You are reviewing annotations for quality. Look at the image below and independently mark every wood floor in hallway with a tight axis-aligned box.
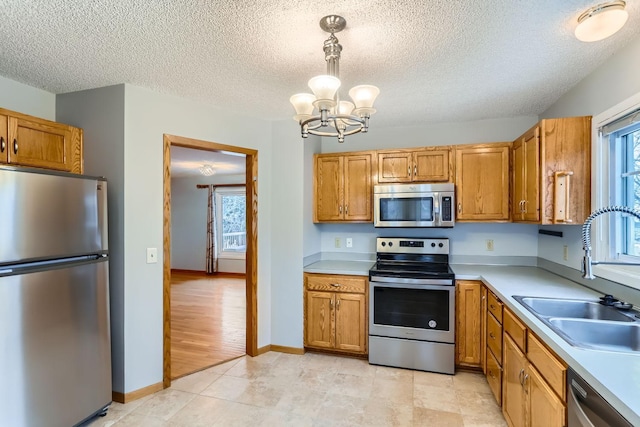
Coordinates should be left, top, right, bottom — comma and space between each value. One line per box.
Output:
170, 271, 246, 379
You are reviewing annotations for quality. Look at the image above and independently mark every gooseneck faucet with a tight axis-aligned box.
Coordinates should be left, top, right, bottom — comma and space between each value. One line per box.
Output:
582, 206, 640, 279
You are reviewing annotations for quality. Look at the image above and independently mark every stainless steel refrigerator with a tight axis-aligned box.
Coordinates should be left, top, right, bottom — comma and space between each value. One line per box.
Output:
0, 166, 112, 427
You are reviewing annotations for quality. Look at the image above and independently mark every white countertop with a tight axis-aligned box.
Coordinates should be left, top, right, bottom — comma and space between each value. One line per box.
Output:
452, 264, 640, 426
303, 260, 374, 276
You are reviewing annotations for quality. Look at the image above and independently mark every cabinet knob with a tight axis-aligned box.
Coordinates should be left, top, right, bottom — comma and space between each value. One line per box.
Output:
489, 332, 495, 340
345, 205, 348, 215
0, 137, 4, 153
339, 205, 342, 214
408, 166, 411, 177
414, 165, 417, 176
337, 299, 341, 310
330, 283, 342, 287
13, 139, 18, 155
457, 203, 461, 214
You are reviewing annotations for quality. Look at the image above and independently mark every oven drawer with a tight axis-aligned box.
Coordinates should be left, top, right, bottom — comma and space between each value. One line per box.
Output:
487, 312, 502, 365
306, 273, 367, 293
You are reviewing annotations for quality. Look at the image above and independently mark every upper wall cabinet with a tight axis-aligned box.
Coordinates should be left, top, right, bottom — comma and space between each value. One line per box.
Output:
455, 143, 511, 222
377, 147, 453, 183
314, 152, 373, 223
512, 116, 591, 224
0, 108, 83, 174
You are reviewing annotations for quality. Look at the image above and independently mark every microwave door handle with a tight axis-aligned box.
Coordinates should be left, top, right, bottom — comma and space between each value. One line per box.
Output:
434, 193, 441, 225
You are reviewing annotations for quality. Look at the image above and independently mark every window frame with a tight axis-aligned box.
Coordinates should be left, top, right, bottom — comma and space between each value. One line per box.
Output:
592, 91, 640, 288
215, 187, 247, 260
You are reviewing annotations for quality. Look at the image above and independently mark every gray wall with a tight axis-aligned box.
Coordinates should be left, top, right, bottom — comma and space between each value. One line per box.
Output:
0, 75, 55, 119
171, 174, 246, 273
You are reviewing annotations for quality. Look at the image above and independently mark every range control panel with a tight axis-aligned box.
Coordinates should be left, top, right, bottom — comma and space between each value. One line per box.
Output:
376, 238, 449, 255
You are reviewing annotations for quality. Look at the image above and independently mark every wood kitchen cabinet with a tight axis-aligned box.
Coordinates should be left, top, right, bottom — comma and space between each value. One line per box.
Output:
0, 108, 83, 173
314, 152, 372, 222
455, 280, 483, 368
455, 143, 511, 221
512, 116, 591, 224
304, 273, 368, 355
377, 147, 453, 183
502, 308, 566, 427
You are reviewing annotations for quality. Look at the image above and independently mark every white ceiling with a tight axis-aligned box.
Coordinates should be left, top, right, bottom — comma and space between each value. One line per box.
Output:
171, 146, 246, 178
1, 1, 640, 131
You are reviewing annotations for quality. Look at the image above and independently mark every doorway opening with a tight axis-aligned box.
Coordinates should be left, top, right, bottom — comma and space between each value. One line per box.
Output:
162, 134, 258, 387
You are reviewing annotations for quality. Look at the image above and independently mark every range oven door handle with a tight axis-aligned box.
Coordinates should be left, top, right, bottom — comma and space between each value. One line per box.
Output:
369, 276, 453, 286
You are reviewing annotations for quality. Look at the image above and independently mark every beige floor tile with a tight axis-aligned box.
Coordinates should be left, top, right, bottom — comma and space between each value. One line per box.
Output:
170, 369, 221, 394
329, 372, 375, 399
300, 352, 341, 371
207, 400, 268, 427
414, 370, 455, 388
260, 408, 315, 426
200, 375, 250, 400
371, 376, 414, 405
166, 395, 230, 426
375, 365, 415, 381
130, 389, 196, 421
413, 407, 464, 427
296, 368, 339, 393
452, 371, 493, 394
333, 356, 377, 378
112, 412, 170, 426
234, 380, 286, 408
316, 392, 368, 425
205, 356, 243, 374
455, 389, 503, 417
224, 356, 278, 379
414, 383, 461, 414
461, 412, 509, 427
361, 398, 413, 427
275, 388, 327, 418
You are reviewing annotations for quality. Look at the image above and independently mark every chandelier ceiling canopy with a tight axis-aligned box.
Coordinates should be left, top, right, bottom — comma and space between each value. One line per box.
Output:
290, 15, 380, 143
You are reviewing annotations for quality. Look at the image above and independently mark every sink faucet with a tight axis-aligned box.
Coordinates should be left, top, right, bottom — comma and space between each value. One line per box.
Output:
582, 206, 640, 279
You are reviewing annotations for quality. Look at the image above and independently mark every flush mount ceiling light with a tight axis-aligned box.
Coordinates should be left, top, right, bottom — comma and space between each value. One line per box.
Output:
575, 1, 628, 42
290, 15, 380, 143
199, 163, 215, 176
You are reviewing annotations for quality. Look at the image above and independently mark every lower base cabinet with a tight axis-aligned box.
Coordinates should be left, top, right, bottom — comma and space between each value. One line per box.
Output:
304, 273, 368, 355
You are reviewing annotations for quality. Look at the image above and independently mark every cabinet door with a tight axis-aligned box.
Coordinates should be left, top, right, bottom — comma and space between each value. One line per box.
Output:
305, 291, 335, 349
335, 293, 367, 353
481, 285, 488, 374
455, 144, 510, 221
0, 113, 7, 164
523, 128, 540, 222
413, 149, 451, 182
512, 139, 525, 221
8, 116, 73, 172
527, 364, 566, 427
343, 154, 372, 221
503, 334, 527, 427
455, 281, 482, 367
314, 156, 344, 222
377, 151, 412, 183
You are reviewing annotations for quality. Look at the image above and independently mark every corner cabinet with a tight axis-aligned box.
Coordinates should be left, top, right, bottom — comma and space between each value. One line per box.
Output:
304, 273, 368, 354
314, 152, 372, 223
0, 108, 83, 173
455, 280, 483, 368
454, 143, 511, 221
512, 116, 591, 224
377, 147, 453, 183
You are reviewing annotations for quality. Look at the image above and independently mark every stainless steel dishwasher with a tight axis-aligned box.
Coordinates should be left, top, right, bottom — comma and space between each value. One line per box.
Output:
568, 369, 632, 427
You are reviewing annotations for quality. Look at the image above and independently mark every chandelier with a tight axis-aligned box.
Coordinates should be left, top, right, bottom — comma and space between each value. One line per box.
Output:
199, 163, 215, 176
290, 15, 380, 143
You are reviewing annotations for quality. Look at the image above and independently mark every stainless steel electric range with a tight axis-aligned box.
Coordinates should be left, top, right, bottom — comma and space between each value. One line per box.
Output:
368, 237, 455, 374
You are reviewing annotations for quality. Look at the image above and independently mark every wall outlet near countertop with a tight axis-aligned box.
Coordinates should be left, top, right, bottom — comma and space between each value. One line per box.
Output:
346, 237, 353, 248
146, 247, 158, 264
563, 245, 569, 261
335, 237, 341, 248
486, 239, 494, 251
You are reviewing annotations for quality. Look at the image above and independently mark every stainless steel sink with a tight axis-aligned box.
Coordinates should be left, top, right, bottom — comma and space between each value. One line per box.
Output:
514, 296, 634, 322
548, 318, 640, 353
513, 295, 640, 353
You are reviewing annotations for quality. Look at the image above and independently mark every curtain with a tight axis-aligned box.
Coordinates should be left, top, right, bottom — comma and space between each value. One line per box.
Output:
206, 185, 218, 274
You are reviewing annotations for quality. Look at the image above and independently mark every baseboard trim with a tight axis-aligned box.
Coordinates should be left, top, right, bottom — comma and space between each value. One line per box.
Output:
270, 345, 305, 355
256, 345, 271, 355
170, 269, 205, 274
112, 382, 164, 404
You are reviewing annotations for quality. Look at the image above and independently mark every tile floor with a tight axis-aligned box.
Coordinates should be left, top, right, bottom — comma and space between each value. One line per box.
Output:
87, 352, 507, 426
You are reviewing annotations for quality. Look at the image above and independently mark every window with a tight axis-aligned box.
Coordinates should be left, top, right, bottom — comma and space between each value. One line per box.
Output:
215, 189, 246, 258
593, 93, 640, 286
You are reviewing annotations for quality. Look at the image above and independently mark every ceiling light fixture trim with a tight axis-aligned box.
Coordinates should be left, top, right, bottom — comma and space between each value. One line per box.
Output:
290, 15, 380, 143
575, 1, 628, 42
199, 163, 216, 176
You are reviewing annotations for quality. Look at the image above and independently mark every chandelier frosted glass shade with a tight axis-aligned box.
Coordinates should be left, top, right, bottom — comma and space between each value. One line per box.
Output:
575, 1, 628, 42
199, 164, 215, 176
290, 15, 380, 143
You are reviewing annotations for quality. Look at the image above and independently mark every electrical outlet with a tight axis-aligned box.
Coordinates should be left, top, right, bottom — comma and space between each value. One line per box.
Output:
346, 237, 353, 248
563, 245, 569, 261
486, 239, 494, 251
146, 247, 158, 264
335, 238, 341, 248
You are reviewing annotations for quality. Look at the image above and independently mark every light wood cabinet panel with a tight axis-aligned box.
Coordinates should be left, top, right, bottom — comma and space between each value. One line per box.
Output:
314, 152, 372, 223
503, 334, 528, 427
335, 293, 367, 353
487, 291, 503, 323
481, 285, 488, 374
527, 333, 566, 401
377, 147, 452, 183
484, 285, 503, 405
512, 116, 591, 224
455, 143, 510, 221
487, 312, 503, 365
528, 364, 566, 427
504, 308, 527, 352
304, 273, 368, 355
486, 345, 502, 405
0, 113, 7, 164
455, 280, 482, 368
305, 291, 334, 349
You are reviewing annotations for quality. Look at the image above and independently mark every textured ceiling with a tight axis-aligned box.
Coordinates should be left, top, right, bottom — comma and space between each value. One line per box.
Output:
1, 1, 640, 128
171, 146, 245, 178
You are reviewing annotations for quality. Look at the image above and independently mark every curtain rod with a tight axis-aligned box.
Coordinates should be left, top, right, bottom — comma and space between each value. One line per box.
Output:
196, 183, 246, 189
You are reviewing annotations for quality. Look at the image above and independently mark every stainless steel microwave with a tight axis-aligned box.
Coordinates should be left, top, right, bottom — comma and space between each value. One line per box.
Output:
373, 183, 455, 227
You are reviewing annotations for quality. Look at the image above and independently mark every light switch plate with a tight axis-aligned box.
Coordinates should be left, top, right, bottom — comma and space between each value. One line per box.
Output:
147, 247, 158, 264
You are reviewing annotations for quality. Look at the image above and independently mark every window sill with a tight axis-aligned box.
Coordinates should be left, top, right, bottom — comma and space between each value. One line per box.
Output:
219, 253, 246, 260
593, 264, 640, 291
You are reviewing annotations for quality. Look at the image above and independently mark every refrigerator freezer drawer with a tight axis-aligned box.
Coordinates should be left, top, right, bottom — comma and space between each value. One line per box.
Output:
0, 259, 111, 427
0, 167, 108, 265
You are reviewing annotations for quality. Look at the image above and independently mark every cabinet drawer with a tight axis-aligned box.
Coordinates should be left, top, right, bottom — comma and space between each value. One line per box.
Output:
487, 313, 502, 364
527, 332, 566, 401
306, 274, 367, 293
487, 291, 503, 323
486, 346, 502, 405
504, 308, 527, 352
